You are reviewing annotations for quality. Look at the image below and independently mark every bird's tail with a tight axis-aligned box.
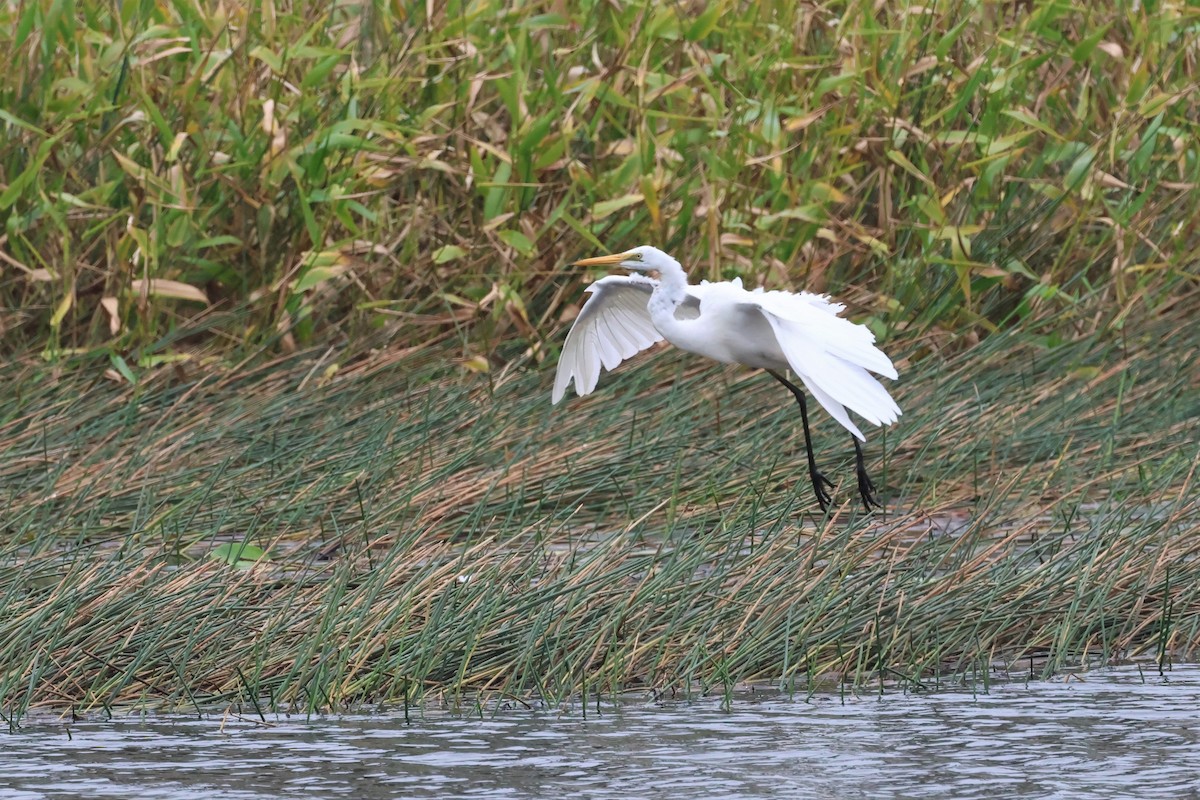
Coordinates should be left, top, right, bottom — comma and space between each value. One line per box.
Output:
761, 313, 901, 440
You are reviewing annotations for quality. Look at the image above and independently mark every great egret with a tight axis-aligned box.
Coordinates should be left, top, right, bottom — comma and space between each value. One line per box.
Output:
552, 245, 901, 511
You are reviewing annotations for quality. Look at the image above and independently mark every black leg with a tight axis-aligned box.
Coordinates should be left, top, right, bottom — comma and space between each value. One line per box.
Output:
853, 437, 881, 511
768, 370, 833, 512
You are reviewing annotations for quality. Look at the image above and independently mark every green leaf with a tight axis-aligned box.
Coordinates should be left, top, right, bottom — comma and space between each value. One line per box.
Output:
560, 212, 606, 250
685, 1, 722, 41
209, 542, 268, 569
109, 353, 137, 385
814, 71, 860, 97
984, 129, 1035, 156
14, 1, 39, 48
1064, 147, 1097, 190
886, 149, 935, 189
756, 206, 824, 229
292, 264, 347, 294
301, 55, 342, 89
1070, 24, 1112, 64
137, 353, 191, 368
0, 109, 48, 136
935, 17, 971, 58
760, 100, 782, 148
498, 230, 535, 256
249, 45, 284, 74
0, 132, 65, 210
935, 130, 984, 146
483, 161, 512, 221
592, 193, 644, 219
519, 113, 555, 161
1130, 113, 1163, 176
195, 235, 244, 248
1137, 91, 1180, 119
1000, 109, 1064, 141
433, 245, 466, 264
1004, 258, 1038, 280
517, 13, 569, 30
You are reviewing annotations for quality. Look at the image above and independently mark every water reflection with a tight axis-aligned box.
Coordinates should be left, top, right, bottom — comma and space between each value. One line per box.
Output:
4, 664, 1199, 799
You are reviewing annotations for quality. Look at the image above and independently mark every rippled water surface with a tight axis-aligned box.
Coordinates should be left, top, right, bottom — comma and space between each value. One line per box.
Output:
5, 665, 1200, 799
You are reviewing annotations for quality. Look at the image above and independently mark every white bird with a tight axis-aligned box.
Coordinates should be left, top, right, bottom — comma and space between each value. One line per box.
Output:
552, 245, 901, 511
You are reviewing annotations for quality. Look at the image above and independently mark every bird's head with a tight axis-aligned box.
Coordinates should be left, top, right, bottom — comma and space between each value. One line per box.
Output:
573, 245, 681, 279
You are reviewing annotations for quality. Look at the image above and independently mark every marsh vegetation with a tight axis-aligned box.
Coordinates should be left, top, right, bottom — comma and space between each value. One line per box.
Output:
0, 1, 1197, 718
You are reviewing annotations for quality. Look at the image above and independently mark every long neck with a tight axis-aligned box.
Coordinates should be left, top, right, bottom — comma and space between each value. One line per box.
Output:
647, 258, 689, 332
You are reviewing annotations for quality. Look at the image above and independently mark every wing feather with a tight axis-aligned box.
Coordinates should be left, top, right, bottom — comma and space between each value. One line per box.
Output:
753, 289, 898, 378
801, 379, 864, 441
744, 296, 901, 440
552, 275, 662, 404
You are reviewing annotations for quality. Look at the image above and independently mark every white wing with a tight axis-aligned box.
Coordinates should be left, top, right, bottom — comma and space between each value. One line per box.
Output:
744, 290, 900, 440
552, 274, 662, 404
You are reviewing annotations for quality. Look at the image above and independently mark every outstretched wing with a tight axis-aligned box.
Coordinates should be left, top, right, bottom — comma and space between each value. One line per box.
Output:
552, 274, 662, 404
744, 289, 901, 440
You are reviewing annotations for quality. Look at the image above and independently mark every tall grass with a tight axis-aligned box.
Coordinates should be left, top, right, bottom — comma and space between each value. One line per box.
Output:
1, 1, 1197, 367
0, 297, 1196, 718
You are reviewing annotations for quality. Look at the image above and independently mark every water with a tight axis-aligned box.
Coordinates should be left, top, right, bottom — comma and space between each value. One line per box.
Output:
5, 665, 1200, 799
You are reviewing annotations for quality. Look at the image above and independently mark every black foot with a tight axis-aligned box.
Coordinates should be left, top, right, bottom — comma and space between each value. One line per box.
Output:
810, 468, 835, 512
854, 439, 881, 512
856, 467, 880, 511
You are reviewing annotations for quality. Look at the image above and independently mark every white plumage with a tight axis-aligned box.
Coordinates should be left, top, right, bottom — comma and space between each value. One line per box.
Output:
552, 245, 901, 512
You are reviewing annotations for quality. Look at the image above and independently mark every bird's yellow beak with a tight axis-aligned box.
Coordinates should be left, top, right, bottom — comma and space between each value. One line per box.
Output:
572, 250, 638, 267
